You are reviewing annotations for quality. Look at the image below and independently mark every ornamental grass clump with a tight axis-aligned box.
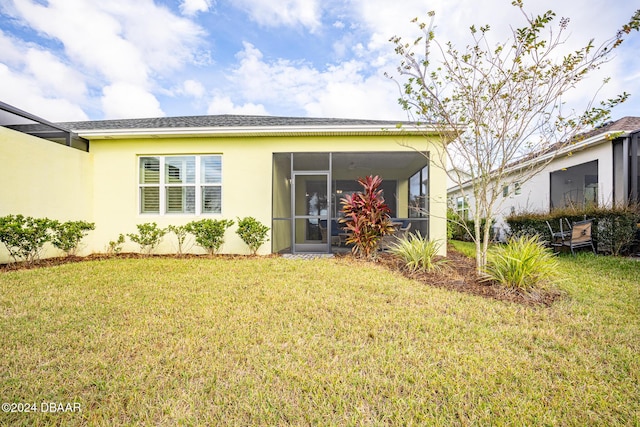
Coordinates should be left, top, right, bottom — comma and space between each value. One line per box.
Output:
389, 232, 445, 273
482, 235, 558, 293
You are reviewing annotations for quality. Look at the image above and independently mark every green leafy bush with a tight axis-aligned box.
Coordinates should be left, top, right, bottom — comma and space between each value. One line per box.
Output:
340, 175, 395, 258
483, 235, 558, 292
595, 209, 639, 256
236, 217, 270, 255
186, 219, 234, 255
107, 234, 125, 255
167, 224, 191, 255
51, 220, 95, 256
450, 217, 496, 242
389, 232, 444, 273
127, 223, 166, 255
0, 214, 57, 263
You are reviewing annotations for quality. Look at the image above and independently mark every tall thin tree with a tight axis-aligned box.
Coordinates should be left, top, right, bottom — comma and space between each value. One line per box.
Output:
389, 1, 640, 271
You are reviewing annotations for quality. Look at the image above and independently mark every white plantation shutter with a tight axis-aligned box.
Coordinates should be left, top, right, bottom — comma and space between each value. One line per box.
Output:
140, 157, 160, 213
202, 186, 221, 214
166, 187, 196, 213
139, 155, 221, 215
201, 156, 222, 214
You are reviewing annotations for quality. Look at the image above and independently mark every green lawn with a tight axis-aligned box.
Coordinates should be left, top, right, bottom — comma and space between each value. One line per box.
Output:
0, 253, 638, 425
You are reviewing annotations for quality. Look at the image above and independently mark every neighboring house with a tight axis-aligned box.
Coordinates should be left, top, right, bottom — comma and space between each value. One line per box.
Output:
0, 101, 449, 263
447, 116, 640, 240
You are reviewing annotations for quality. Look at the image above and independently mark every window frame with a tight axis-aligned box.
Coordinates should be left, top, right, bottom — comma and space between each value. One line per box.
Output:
456, 195, 469, 220
138, 154, 222, 215
408, 165, 429, 218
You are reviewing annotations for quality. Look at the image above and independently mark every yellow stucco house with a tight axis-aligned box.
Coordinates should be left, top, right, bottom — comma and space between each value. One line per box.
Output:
0, 102, 448, 262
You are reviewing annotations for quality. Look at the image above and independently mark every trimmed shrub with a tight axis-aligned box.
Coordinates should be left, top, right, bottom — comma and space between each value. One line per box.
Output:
127, 223, 166, 255
186, 219, 234, 255
51, 220, 95, 256
388, 232, 444, 273
483, 235, 558, 292
107, 234, 125, 255
595, 209, 639, 256
0, 214, 57, 264
236, 217, 270, 255
167, 224, 191, 255
340, 175, 396, 258
447, 210, 496, 242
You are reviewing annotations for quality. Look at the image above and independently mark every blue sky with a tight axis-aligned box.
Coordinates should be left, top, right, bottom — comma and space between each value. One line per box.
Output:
1, 0, 639, 123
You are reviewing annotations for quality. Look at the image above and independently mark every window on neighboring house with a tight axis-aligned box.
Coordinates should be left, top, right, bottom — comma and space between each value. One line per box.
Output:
502, 185, 509, 197
514, 182, 521, 195
139, 155, 222, 214
456, 196, 469, 220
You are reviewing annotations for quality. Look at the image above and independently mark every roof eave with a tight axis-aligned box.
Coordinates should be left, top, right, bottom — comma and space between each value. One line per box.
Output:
76, 124, 442, 139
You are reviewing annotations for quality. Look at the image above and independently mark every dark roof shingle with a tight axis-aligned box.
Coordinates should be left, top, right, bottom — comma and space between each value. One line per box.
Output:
58, 115, 409, 131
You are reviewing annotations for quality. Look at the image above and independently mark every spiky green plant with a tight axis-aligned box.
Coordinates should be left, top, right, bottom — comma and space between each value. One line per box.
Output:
388, 232, 444, 273
483, 235, 558, 292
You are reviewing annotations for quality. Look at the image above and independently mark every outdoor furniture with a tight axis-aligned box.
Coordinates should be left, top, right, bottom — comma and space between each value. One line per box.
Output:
546, 219, 570, 253
562, 219, 596, 255
397, 221, 412, 238
379, 221, 412, 250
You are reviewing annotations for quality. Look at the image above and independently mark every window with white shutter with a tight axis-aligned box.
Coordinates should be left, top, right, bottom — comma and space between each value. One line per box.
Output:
138, 155, 222, 215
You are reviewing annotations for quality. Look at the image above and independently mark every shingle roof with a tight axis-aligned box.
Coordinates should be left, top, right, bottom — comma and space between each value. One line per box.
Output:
58, 115, 410, 131
573, 116, 640, 140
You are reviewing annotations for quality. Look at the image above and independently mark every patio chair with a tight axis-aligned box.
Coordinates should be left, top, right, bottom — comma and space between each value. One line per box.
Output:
397, 221, 412, 238
379, 221, 407, 250
546, 220, 569, 253
562, 219, 596, 255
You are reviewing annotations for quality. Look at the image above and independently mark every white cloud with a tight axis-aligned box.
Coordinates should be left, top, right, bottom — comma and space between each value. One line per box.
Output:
232, 0, 322, 32
101, 83, 164, 119
347, 0, 640, 114
182, 80, 206, 98
24, 49, 87, 102
207, 95, 268, 115
0, 30, 89, 120
0, 63, 89, 121
180, 0, 213, 16
4, 0, 206, 119
227, 42, 404, 119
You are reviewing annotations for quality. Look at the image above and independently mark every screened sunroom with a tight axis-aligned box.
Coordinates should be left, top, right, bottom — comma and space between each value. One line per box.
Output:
272, 151, 430, 254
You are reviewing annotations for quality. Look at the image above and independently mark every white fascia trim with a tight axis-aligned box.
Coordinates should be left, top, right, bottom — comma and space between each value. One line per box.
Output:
77, 124, 440, 139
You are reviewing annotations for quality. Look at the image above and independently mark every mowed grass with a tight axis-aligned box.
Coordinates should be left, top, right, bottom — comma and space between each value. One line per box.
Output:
0, 253, 638, 425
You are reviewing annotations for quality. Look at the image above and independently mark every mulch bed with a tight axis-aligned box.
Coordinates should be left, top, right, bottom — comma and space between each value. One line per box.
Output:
1, 247, 562, 306
0, 252, 258, 272
371, 245, 563, 307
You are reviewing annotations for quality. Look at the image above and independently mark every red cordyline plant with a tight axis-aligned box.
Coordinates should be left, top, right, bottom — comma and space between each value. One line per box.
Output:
340, 175, 395, 258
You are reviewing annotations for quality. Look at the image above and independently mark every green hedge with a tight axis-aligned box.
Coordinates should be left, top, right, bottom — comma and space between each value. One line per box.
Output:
447, 209, 495, 242
505, 205, 640, 255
